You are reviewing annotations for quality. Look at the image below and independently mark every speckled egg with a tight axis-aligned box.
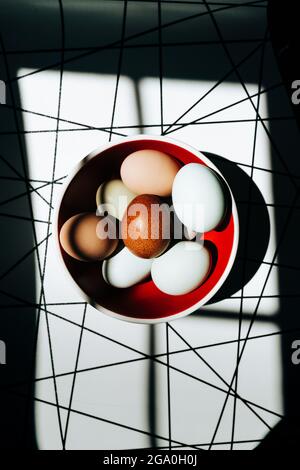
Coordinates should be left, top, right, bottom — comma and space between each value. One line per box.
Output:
121, 194, 171, 259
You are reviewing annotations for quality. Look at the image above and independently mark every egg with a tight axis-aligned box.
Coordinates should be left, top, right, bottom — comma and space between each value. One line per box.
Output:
121, 194, 171, 259
172, 163, 226, 232
172, 163, 226, 233
102, 247, 153, 288
120, 149, 181, 197
96, 179, 136, 220
151, 241, 211, 295
59, 212, 118, 261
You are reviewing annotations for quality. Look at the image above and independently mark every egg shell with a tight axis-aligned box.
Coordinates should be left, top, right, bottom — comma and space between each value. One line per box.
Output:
172, 163, 226, 233
59, 213, 118, 262
102, 247, 153, 288
121, 194, 171, 259
120, 149, 181, 197
96, 179, 136, 220
151, 241, 211, 295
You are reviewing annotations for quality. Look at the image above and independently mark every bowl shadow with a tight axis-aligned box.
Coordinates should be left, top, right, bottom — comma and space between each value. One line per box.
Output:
204, 152, 270, 305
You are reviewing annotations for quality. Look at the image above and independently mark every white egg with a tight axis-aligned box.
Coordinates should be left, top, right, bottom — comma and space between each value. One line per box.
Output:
172, 163, 226, 233
151, 241, 210, 295
96, 179, 136, 221
102, 247, 152, 288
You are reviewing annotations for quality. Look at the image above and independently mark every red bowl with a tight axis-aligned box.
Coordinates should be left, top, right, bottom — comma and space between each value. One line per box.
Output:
55, 135, 239, 323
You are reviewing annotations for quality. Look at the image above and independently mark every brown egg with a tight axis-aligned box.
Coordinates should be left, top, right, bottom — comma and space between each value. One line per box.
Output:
59, 212, 118, 261
121, 194, 171, 259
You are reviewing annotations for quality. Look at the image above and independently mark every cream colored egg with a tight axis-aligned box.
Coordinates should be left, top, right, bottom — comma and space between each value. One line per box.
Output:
96, 179, 136, 221
121, 149, 181, 197
151, 241, 210, 295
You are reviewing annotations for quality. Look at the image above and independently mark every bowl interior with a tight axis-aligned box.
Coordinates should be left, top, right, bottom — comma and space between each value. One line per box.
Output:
58, 138, 235, 321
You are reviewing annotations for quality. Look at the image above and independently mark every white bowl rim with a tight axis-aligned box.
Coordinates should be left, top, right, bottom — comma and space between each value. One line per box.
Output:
54, 134, 240, 324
